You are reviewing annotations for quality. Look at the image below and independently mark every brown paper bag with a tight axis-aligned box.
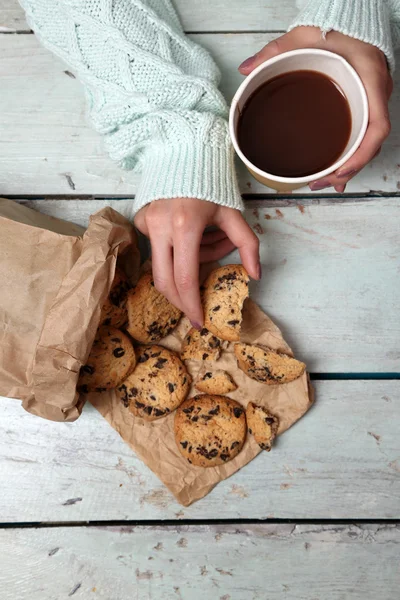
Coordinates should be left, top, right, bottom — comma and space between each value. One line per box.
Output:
0, 198, 139, 422
90, 300, 314, 506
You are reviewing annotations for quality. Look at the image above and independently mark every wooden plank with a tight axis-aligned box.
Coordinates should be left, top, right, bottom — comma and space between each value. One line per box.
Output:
0, 524, 399, 599
1, 380, 399, 521
1, 34, 400, 196
19, 197, 400, 373
0, 0, 296, 33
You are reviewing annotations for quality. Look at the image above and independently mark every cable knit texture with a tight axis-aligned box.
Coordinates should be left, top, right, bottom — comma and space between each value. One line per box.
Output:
19, 0, 243, 214
290, 0, 400, 72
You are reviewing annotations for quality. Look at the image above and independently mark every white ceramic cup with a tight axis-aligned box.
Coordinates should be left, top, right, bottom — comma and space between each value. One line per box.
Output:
229, 48, 369, 192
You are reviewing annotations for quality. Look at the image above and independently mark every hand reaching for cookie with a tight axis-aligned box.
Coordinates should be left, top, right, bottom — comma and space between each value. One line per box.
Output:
134, 198, 261, 328
239, 27, 393, 192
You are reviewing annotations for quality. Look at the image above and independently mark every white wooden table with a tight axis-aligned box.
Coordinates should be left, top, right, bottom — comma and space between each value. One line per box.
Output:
1, 2, 399, 598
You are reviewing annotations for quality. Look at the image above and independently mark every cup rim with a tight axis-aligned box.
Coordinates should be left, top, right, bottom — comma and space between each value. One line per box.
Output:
229, 48, 369, 184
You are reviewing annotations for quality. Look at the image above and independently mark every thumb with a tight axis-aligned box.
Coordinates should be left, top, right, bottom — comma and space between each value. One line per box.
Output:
239, 32, 301, 75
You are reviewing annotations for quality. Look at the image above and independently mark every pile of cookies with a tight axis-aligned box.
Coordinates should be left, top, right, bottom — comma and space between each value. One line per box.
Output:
78, 264, 306, 469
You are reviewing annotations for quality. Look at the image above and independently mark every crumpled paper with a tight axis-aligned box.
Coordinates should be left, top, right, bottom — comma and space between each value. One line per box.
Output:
89, 300, 314, 506
0, 198, 139, 421
0, 198, 313, 504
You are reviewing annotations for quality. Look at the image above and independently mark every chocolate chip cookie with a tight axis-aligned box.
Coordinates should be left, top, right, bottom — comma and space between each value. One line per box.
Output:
234, 343, 306, 385
246, 402, 279, 451
126, 272, 182, 343
195, 370, 237, 395
117, 345, 191, 421
100, 267, 130, 328
78, 326, 136, 393
181, 327, 222, 362
203, 264, 249, 341
174, 395, 246, 467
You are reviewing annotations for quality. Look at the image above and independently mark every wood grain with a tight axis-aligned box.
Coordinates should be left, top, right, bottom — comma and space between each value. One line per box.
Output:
1, 380, 399, 521
1, 0, 297, 32
18, 197, 400, 373
1, 34, 400, 195
0, 524, 399, 599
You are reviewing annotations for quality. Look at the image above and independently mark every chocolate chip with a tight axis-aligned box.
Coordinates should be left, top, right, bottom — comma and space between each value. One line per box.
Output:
228, 320, 239, 326
218, 273, 237, 283
248, 428, 253, 434
138, 353, 149, 363
233, 407, 244, 418
220, 453, 229, 461
150, 395, 157, 401
154, 408, 165, 417
208, 449, 218, 458
147, 321, 163, 339
208, 406, 220, 416
231, 441, 240, 450
180, 441, 188, 449
208, 337, 220, 349
168, 383, 175, 393
183, 406, 194, 414
151, 351, 161, 358
144, 406, 153, 416
135, 401, 145, 409
170, 319, 177, 325
202, 353, 209, 360
265, 417, 275, 425
212, 305, 220, 312
110, 290, 122, 307
130, 387, 138, 397
188, 446, 192, 453
191, 416, 199, 422
201, 415, 212, 421
200, 328, 209, 336
113, 347, 125, 358
81, 365, 95, 375
203, 372, 212, 380
154, 358, 168, 369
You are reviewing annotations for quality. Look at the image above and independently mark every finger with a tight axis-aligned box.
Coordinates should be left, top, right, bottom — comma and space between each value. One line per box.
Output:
314, 71, 390, 189
199, 238, 236, 263
239, 30, 308, 75
149, 232, 183, 313
201, 228, 230, 246
173, 223, 204, 328
133, 207, 149, 237
215, 210, 260, 280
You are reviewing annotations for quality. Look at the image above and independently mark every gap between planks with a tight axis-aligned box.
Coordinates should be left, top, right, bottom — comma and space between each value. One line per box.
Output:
0, 518, 399, 530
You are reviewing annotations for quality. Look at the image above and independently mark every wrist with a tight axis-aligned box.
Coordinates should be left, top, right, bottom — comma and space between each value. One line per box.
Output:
289, 0, 395, 71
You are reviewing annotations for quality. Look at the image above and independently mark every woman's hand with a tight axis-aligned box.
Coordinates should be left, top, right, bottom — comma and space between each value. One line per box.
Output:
239, 27, 393, 192
134, 198, 260, 328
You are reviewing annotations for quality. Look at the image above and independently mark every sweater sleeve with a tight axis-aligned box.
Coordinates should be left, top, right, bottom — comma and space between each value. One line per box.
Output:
289, 0, 400, 72
19, 0, 243, 214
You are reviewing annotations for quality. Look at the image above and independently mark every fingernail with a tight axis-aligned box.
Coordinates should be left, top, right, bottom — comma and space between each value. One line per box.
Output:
337, 169, 357, 179
239, 55, 256, 70
256, 262, 262, 280
191, 322, 202, 331
310, 179, 333, 191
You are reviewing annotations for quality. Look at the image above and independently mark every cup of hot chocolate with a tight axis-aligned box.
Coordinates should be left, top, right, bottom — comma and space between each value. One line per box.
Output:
229, 49, 369, 192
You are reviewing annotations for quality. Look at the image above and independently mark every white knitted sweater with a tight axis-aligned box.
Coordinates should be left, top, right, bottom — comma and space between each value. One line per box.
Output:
19, 0, 400, 213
